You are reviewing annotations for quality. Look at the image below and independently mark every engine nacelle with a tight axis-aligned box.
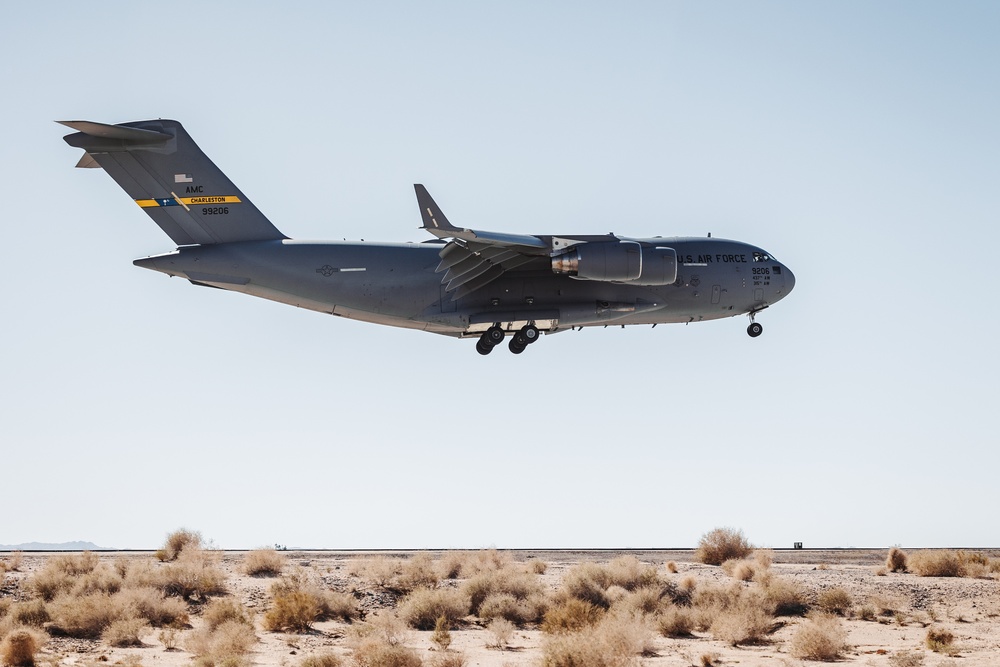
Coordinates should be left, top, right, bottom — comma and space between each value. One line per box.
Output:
551, 241, 677, 285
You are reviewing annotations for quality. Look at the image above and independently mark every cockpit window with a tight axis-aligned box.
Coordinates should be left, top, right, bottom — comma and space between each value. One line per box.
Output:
752, 251, 774, 262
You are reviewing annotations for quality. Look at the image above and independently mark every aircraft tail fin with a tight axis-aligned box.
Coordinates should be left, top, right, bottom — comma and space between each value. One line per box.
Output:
61, 119, 287, 246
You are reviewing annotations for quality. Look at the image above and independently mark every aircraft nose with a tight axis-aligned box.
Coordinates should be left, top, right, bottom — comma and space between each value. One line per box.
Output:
784, 265, 795, 294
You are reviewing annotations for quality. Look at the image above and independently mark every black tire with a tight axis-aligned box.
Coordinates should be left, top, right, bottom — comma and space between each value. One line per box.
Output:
521, 324, 540, 344
747, 322, 763, 338
486, 326, 505, 345
476, 339, 493, 355
509, 335, 527, 354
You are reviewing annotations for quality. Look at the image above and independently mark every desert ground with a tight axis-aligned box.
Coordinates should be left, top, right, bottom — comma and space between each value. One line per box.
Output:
3, 545, 1000, 667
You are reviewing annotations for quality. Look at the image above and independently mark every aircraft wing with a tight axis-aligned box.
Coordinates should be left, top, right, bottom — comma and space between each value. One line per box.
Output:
414, 184, 551, 299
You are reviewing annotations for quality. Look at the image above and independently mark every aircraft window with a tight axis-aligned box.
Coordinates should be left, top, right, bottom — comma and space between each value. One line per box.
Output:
753, 252, 773, 262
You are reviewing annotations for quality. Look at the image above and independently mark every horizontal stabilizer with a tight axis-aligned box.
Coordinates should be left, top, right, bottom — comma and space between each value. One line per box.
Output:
58, 120, 172, 144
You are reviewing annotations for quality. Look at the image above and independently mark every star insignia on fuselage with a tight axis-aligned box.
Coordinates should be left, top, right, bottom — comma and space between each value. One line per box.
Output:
316, 265, 336, 277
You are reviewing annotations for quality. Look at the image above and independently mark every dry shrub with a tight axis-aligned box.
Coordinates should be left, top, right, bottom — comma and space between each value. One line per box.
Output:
203, 599, 254, 631
887, 547, 908, 573
138, 550, 226, 600
757, 574, 809, 616
598, 613, 655, 658
157, 529, 202, 562
696, 528, 753, 566
31, 553, 104, 601
429, 653, 466, 667
47, 592, 123, 638
345, 611, 408, 649
605, 586, 628, 606
53, 552, 100, 575
116, 586, 189, 627
398, 588, 469, 630
541, 599, 605, 634
265, 590, 321, 632
319, 591, 360, 623
461, 567, 545, 616
925, 626, 956, 653
486, 618, 515, 650
462, 549, 512, 576
350, 636, 422, 667
889, 650, 926, 667
1, 628, 45, 667
694, 584, 775, 645
722, 559, 756, 582
816, 587, 852, 615
437, 553, 466, 580
355, 556, 404, 588
478, 592, 544, 625
611, 586, 666, 617
562, 563, 612, 608
102, 617, 149, 647
527, 559, 548, 575
159, 627, 179, 650
541, 613, 651, 667
857, 604, 877, 621
606, 557, 661, 591
869, 593, 907, 616
397, 554, 440, 592
5, 553, 23, 572
559, 558, 658, 612
185, 619, 257, 666
430, 616, 451, 650
300, 654, 343, 667
657, 605, 695, 637
71, 566, 124, 598
789, 614, 848, 660
269, 571, 357, 623
665, 562, 678, 574
909, 551, 965, 577
7, 601, 49, 628
243, 549, 285, 577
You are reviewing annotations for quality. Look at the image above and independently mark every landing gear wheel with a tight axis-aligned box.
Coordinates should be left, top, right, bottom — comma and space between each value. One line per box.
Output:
476, 338, 494, 355
747, 322, 763, 338
509, 333, 528, 354
485, 325, 505, 346
520, 324, 539, 344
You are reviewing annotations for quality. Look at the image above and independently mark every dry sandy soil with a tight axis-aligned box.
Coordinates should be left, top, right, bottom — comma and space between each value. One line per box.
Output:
3, 549, 1000, 667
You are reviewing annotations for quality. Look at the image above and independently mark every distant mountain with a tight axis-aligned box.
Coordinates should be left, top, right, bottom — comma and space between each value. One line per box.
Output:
0, 541, 106, 551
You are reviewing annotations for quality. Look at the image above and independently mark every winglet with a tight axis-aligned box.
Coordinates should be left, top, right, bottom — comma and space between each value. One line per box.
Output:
414, 184, 458, 237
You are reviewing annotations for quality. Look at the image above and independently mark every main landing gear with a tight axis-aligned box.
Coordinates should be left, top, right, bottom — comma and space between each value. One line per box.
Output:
747, 311, 764, 338
476, 324, 540, 355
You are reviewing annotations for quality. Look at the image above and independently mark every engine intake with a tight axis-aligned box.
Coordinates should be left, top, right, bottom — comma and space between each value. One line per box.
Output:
551, 241, 677, 285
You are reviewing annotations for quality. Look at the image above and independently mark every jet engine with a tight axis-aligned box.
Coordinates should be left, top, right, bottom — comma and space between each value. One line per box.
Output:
551, 241, 677, 285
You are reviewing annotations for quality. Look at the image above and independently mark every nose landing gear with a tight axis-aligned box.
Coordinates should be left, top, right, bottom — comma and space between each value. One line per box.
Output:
747, 310, 764, 338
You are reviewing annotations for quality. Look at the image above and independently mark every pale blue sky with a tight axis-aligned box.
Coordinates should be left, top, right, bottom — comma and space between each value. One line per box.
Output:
2, 1, 998, 549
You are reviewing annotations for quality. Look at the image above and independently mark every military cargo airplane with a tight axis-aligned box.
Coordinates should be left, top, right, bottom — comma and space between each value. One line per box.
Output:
61, 119, 795, 355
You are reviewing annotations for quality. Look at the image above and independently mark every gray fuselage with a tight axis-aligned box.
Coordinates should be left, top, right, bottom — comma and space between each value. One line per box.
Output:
134, 236, 795, 337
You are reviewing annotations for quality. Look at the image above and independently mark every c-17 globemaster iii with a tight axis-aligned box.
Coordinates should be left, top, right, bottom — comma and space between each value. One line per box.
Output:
61, 119, 795, 355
